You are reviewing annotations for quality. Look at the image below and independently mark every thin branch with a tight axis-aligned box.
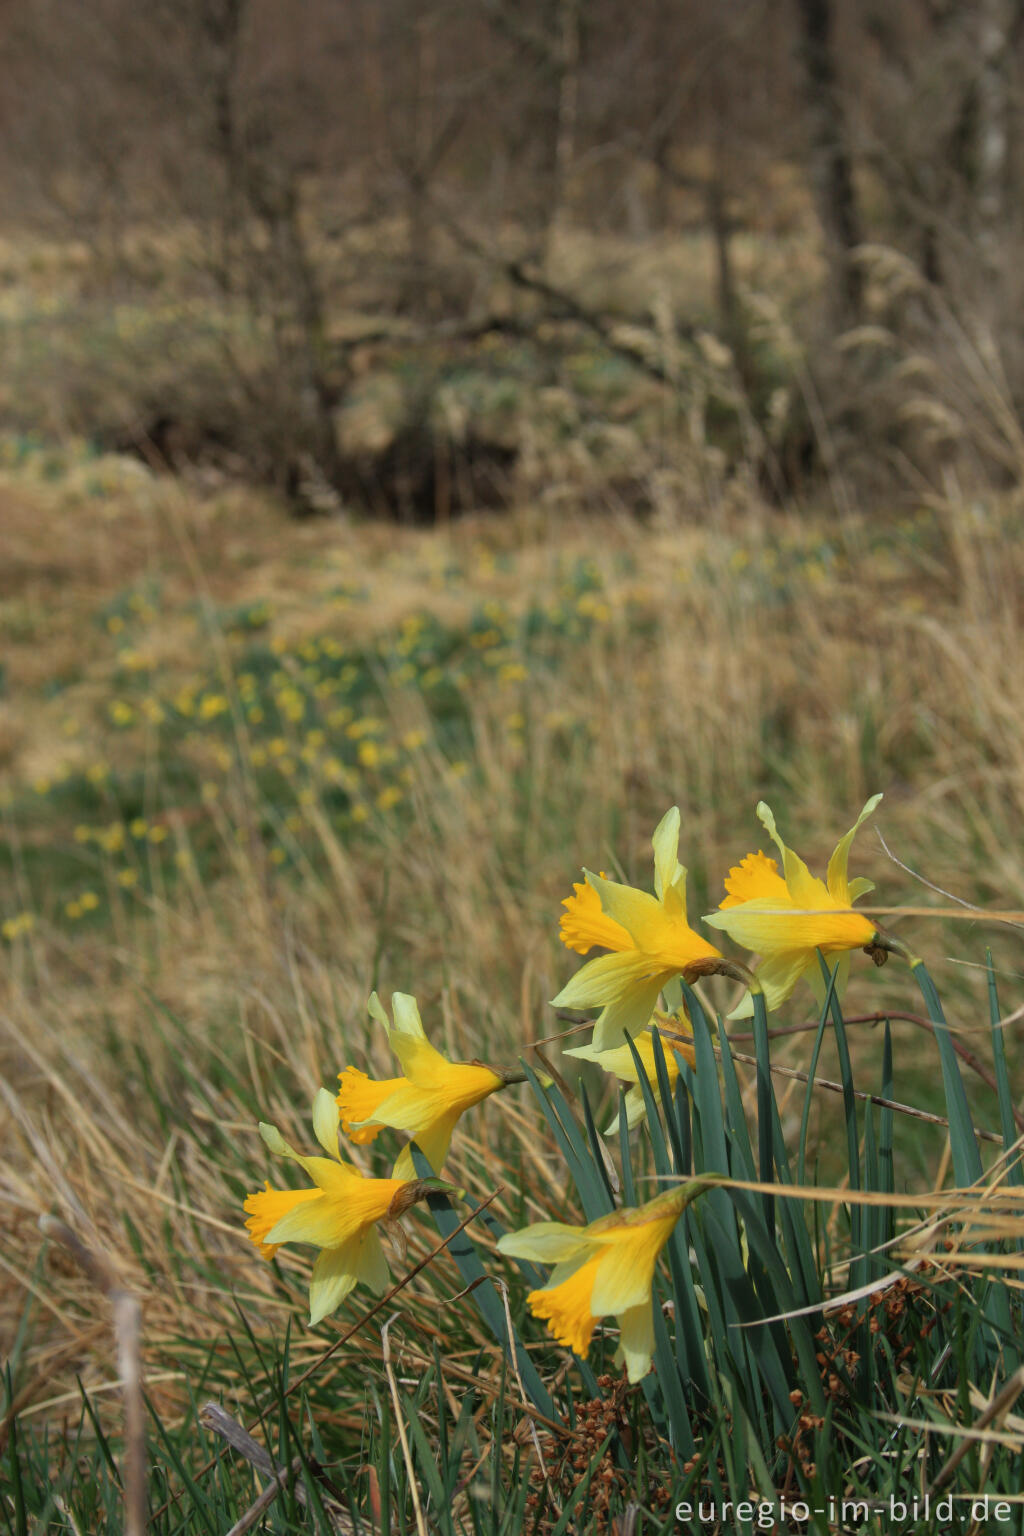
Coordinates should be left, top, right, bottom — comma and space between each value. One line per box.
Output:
875, 828, 1024, 932
706, 1043, 1004, 1144
199, 1403, 353, 1535
429, 197, 694, 387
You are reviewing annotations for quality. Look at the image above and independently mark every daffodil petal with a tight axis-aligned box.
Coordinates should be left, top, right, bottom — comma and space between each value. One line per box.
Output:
591, 979, 666, 1053
259, 1122, 300, 1160
617, 1084, 648, 1134
367, 991, 390, 1029
527, 1254, 601, 1356
583, 874, 669, 948
388, 1031, 452, 1087
826, 793, 882, 902
706, 896, 869, 957
719, 850, 788, 909
751, 949, 812, 1012
336, 1068, 400, 1141
756, 802, 821, 909
807, 949, 851, 1007
362, 1080, 443, 1134
847, 876, 875, 903
560, 878, 633, 955
392, 1107, 461, 1177
590, 1232, 666, 1315
726, 989, 755, 1020
353, 1226, 391, 1294
553, 949, 663, 1011
264, 1192, 342, 1249
369, 991, 452, 1085
391, 992, 428, 1041
615, 1301, 656, 1383
243, 1184, 322, 1259
308, 1243, 360, 1325
563, 1042, 604, 1064
312, 1088, 342, 1160
651, 806, 682, 903
497, 1222, 592, 1264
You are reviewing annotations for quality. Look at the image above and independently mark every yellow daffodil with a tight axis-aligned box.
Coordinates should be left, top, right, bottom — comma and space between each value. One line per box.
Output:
498, 1182, 709, 1382
243, 1089, 447, 1325
553, 808, 721, 1052
336, 993, 505, 1177
704, 796, 882, 1016
565, 1018, 696, 1135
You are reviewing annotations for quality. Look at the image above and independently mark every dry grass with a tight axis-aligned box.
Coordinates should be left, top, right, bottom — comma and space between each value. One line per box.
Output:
3, 311, 1024, 1453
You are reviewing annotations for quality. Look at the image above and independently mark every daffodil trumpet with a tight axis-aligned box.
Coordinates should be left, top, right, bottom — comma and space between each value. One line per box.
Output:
704, 795, 883, 1016
243, 1089, 460, 1325
336, 992, 506, 1177
553, 808, 723, 1053
498, 1179, 717, 1382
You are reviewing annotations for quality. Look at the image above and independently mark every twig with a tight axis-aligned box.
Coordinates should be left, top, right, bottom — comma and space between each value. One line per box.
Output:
875, 830, 1024, 932
709, 1045, 1004, 1144
281, 1187, 501, 1403
429, 197, 692, 387
37, 1216, 146, 1536
558, 1003, 1024, 1135
222, 1466, 300, 1536
728, 1009, 1024, 1134
199, 1402, 353, 1535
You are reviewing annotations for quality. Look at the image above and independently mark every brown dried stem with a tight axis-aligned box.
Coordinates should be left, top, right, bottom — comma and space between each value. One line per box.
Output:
37, 1216, 146, 1536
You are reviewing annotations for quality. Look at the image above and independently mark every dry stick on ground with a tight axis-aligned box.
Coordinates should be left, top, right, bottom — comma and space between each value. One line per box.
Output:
37, 1216, 146, 1536
199, 1402, 354, 1536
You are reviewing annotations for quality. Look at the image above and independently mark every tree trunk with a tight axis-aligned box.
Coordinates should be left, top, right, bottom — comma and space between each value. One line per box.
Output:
975, 0, 1011, 294
793, 0, 863, 328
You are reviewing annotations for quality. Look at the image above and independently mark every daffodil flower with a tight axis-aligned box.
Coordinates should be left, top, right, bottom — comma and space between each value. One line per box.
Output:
498, 1181, 710, 1382
244, 1089, 449, 1325
336, 993, 505, 1177
553, 808, 722, 1052
703, 795, 882, 1016
565, 1018, 695, 1135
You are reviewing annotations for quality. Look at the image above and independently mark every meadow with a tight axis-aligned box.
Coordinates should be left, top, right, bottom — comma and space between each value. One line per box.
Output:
3, 223, 1024, 1533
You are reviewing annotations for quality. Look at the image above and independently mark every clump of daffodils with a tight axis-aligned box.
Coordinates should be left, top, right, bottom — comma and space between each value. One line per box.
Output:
242, 795, 888, 1387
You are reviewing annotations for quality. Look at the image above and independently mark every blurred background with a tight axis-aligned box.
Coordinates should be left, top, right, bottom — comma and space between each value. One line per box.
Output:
4, 0, 1024, 503
3, 0, 1024, 1472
